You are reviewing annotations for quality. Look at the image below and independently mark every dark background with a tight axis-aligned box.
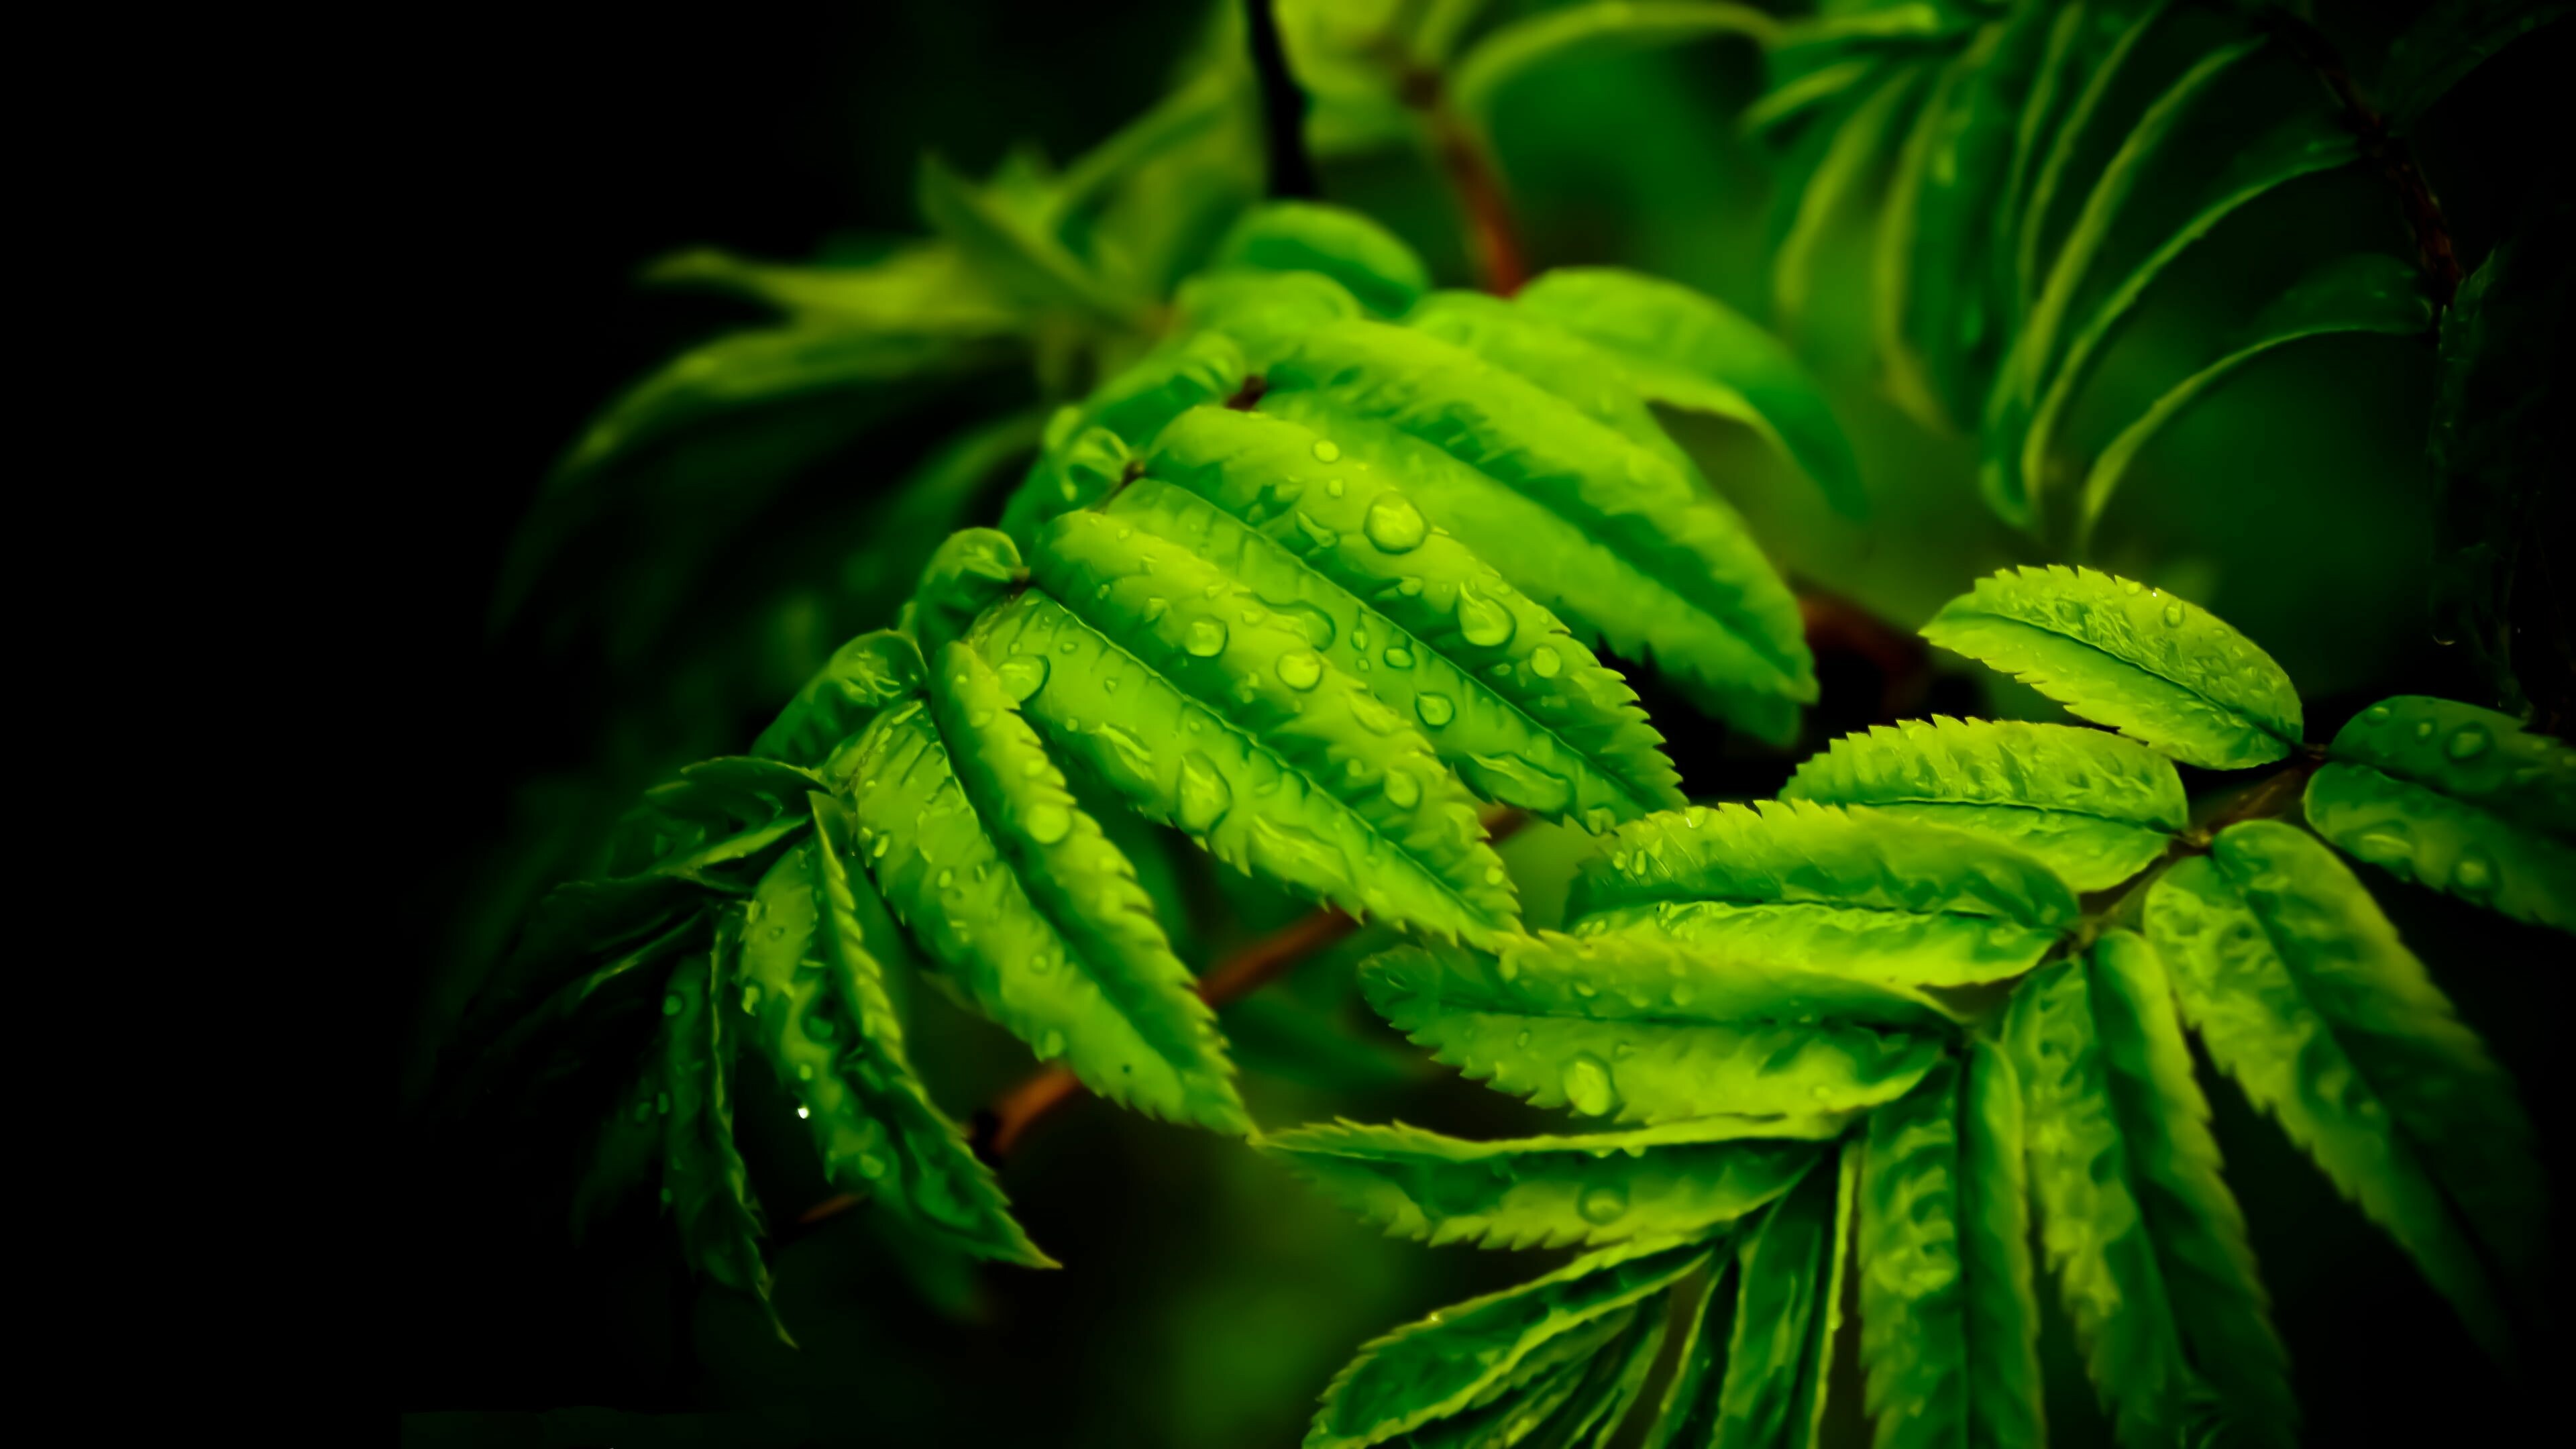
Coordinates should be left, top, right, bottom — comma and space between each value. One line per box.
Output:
396, 3, 2569, 1444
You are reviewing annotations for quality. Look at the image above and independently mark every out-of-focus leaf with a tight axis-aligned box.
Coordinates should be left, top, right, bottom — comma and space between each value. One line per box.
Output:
1211, 201, 1431, 316
918, 154, 1150, 329
2075, 253, 2431, 551
658, 914, 790, 1344
1450, 3, 1779, 131
1513, 266, 1868, 519
2376, 0, 2570, 135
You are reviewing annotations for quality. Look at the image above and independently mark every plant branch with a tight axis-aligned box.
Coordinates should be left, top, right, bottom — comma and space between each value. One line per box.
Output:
1246, 0, 1322, 201
1383, 54, 1529, 294
2260, 7, 2463, 309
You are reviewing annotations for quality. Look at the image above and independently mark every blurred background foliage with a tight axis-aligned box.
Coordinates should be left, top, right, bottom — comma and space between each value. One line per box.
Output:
402, 2, 2567, 1444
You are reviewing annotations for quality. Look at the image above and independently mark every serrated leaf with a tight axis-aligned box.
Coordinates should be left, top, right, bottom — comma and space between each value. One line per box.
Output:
755, 629, 930, 769
1360, 932, 1949, 1122
1782, 716, 2186, 890
1857, 1045, 2043, 1449
738, 815, 1051, 1266
1566, 800, 2078, 985
1263, 1115, 1829, 1250
1258, 318, 1817, 739
1777, 60, 1929, 337
1124, 405, 1685, 828
1401, 290, 1704, 480
1212, 201, 1430, 317
2074, 252, 2432, 548
1175, 266, 1366, 360
657, 912, 789, 1344
570, 1063, 664, 1244
2009, 932, 2293, 1449
1306, 1238, 1714, 1449
2309, 700, 2576, 933
1002, 331, 1251, 546
1514, 266, 1867, 521
2377, 0, 2570, 135
975, 508, 1519, 940
1712, 1146, 1853, 1449
2147, 822, 2540, 1359
1642, 1250, 1733, 1449
1450, 2, 1779, 131
1922, 565, 2302, 767
843, 640, 1244, 1131
1519, 1297, 1671, 1449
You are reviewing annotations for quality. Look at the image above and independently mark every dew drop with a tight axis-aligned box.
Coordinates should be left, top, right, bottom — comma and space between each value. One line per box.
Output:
2161, 602, 2186, 627
1024, 802, 1072, 845
2445, 724, 2491, 761
1561, 1054, 1616, 1116
856, 1152, 887, 1180
1038, 1029, 1067, 1060
994, 655, 1048, 701
1577, 1184, 1630, 1226
1183, 618, 1229, 657
1415, 693, 1455, 727
1383, 645, 1415, 669
1529, 646, 1561, 679
1277, 650, 1324, 690
1311, 439, 1342, 462
1457, 584, 1516, 648
2452, 849, 2497, 894
1383, 770, 1422, 809
1362, 494, 1428, 553
661, 994, 683, 1017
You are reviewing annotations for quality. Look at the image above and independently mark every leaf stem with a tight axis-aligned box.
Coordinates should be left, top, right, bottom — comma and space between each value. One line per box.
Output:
2258, 7, 2463, 309
1381, 51, 1530, 294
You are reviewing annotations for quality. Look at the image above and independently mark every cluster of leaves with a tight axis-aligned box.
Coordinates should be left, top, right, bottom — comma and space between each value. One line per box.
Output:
1748, 0, 2561, 555
451, 199, 1882, 1336
1272, 561, 2567, 1448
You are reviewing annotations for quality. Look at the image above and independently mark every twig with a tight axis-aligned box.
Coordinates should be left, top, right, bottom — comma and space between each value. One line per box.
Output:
1384, 57, 1530, 294
2261, 7, 2463, 309
1246, 0, 1322, 201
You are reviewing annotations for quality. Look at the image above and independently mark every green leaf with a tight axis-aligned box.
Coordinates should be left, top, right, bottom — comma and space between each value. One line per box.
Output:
1262, 1115, 1830, 1250
1211, 202, 1430, 317
737, 815, 1051, 1267
1776, 62, 1929, 333
657, 912, 790, 1344
1306, 1238, 1715, 1449
2012, 109, 2359, 535
1360, 931, 1949, 1122
1565, 800, 2078, 986
1782, 716, 2186, 891
570, 1063, 664, 1244
1871, 38, 1983, 428
2074, 252, 2432, 549
645, 242, 1022, 333
916, 153, 1148, 328
1259, 319, 1817, 740
1992, 30, 2265, 528
2306, 696, 2576, 931
842, 640, 1245, 1131
755, 629, 930, 769
910, 527, 1030, 659
979, 507, 1521, 940
2009, 932, 2293, 1449
1175, 266, 1366, 358
1450, 2, 1779, 131
1857, 1046, 2044, 1449
2377, 0, 2571, 135
1123, 405, 1686, 828
2147, 820, 2541, 1359
1641, 1250, 1733, 1449
1525, 1299, 1671, 1449
1712, 1146, 1854, 1448
1515, 267, 1867, 521
1401, 290, 1705, 479
1921, 565, 2302, 767
1003, 331, 1251, 546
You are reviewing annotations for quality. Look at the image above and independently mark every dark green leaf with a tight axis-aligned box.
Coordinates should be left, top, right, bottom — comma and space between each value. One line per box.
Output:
657, 913, 789, 1344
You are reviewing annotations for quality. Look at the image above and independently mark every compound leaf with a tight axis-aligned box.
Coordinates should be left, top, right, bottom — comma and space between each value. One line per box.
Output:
1712, 1147, 1854, 1448
2306, 696, 2576, 932
2010, 932, 2294, 1449
1212, 201, 1430, 317
1783, 716, 2186, 890
2148, 821, 2542, 1355
1922, 566, 2302, 767
1262, 1115, 1829, 1251
658, 914, 788, 1344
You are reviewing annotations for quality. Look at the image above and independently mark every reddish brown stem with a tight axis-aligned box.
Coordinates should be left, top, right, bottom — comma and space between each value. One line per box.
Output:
1391, 62, 1529, 295
2262, 8, 2463, 308
1799, 591, 1933, 722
